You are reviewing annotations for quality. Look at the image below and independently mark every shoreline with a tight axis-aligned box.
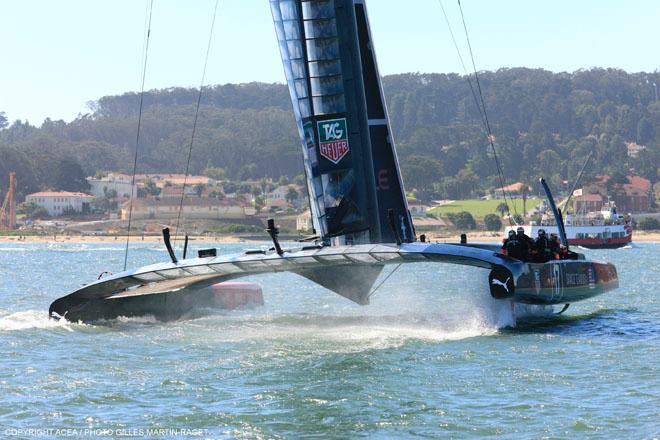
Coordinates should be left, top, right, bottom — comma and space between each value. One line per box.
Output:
2, 231, 660, 243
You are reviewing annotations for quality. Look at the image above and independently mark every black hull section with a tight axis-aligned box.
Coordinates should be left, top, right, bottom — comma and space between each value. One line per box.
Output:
49, 288, 217, 323
511, 260, 618, 305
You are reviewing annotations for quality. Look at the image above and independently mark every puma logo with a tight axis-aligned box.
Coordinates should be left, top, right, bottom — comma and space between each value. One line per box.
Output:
491, 277, 511, 293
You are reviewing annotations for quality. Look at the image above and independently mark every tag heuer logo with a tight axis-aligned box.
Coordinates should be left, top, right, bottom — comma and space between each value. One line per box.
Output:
317, 118, 349, 164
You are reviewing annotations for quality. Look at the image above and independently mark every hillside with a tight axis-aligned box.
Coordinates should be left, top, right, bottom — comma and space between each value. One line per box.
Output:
1, 68, 659, 201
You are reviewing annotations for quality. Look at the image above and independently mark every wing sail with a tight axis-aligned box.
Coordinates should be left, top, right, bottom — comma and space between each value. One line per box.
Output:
270, 0, 414, 244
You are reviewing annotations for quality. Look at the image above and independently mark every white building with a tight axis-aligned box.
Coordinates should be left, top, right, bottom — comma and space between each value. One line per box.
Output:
120, 197, 256, 220
87, 173, 138, 198
408, 201, 429, 217
296, 210, 313, 232
26, 191, 94, 216
266, 184, 304, 209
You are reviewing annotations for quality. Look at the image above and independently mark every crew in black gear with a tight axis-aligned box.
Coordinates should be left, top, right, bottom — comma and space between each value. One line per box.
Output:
502, 230, 524, 260
534, 229, 553, 262
550, 233, 561, 260
516, 226, 533, 261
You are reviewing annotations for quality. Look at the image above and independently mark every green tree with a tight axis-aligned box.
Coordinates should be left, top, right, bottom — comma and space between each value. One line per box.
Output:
49, 159, 90, 192
400, 155, 443, 201
293, 174, 305, 186
223, 182, 237, 194
448, 211, 476, 230
143, 179, 160, 196
204, 166, 226, 180
16, 202, 48, 219
285, 186, 299, 204
0, 112, 7, 130
238, 184, 252, 194
496, 202, 509, 216
209, 190, 225, 199
254, 195, 265, 213
193, 183, 206, 197
484, 213, 502, 231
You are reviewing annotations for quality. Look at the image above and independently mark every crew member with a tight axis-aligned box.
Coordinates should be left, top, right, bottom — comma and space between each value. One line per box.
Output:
501, 230, 524, 260
516, 226, 533, 261
549, 233, 561, 260
534, 229, 553, 262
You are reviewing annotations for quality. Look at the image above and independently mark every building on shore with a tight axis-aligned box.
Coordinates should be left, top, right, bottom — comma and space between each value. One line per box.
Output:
87, 173, 138, 198
26, 191, 94, 216
408, 200, 429, 217
575, 175, 652, 213
134, 174, 216, 188
493, 182, 532, 198
120, 197, 256, 220
296, 210, 312, 232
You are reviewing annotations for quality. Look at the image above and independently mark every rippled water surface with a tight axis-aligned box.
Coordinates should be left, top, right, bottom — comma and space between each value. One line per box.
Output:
0, 241, 658, 438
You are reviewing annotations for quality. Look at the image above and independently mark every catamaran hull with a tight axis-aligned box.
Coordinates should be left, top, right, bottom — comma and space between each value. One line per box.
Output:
511, 260, 618, 305
50, 281, 264, 323
49, 243, 618, 323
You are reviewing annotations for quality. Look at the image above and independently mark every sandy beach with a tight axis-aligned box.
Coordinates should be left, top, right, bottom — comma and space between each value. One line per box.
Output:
2, 231, 659, 244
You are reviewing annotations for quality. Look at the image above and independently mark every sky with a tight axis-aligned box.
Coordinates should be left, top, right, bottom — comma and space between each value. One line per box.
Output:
1, 0, 659, 125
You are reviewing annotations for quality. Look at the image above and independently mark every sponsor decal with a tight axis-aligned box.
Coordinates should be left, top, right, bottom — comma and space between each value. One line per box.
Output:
303, 121, 315, 149
587, 267, 596, 289
376, 169, 390, 191
317, 118, 349, 164
565, 272, 588, 286
488, 268, 514, 299
534, 270, 541, 293
491, 276, 511, 294
551, 264, 562, 301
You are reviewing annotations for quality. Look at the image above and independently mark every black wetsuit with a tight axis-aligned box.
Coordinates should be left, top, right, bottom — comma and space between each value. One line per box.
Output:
516, 233, 534, 261
534, 236, 553, 262
502, 236, 524, 260
550, 237, 561, 260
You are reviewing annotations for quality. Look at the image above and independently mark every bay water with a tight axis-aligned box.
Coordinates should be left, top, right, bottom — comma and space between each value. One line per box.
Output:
0, 241, 657, 438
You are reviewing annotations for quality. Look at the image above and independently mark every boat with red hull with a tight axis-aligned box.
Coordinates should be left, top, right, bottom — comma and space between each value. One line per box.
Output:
507, 224, 632, 249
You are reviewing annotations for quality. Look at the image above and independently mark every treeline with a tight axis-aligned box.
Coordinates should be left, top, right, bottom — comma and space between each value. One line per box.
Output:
1, 68, 659, 201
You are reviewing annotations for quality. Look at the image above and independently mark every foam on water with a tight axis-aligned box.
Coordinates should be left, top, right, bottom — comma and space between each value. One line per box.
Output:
0, 310, 82, 332
169, 290, 519, 352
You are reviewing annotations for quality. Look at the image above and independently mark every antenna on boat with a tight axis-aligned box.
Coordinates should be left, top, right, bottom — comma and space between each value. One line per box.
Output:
266, 219, 284, 256
540, 178, 568, 248
162, 227, 178, 263
182, 234, 189, 259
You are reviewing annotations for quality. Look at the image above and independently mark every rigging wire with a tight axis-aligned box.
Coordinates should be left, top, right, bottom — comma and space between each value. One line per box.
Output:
456, 0, 518, 223
368, 264, 402, 299
123, 0, 155, 271
438, 0, 518, 225
172, 0, 221, 249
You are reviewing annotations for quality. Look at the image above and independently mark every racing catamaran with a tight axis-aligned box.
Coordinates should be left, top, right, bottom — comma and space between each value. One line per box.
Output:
49, 0, 618, 323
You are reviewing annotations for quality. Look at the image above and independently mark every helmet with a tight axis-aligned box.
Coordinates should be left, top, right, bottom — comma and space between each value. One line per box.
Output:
516, 227, 524, 234
538, 229, 546, 236
508, 230, 515, 237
